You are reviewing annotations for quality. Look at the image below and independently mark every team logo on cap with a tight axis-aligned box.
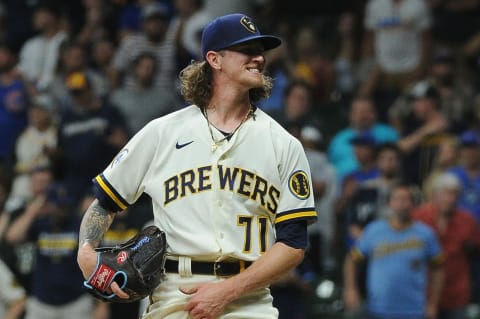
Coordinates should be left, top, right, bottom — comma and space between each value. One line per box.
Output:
240, 16, 257, 33
288, 170, 310, 199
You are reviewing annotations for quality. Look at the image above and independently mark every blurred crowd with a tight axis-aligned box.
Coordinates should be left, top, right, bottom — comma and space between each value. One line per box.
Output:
0, 0, 480, 319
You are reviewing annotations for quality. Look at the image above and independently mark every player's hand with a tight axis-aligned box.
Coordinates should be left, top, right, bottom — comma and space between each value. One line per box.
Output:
180, 282, 234, 319
77, 243, 130, 300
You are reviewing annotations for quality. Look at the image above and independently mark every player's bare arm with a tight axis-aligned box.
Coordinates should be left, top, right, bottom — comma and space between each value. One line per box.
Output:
181, 242, 304, 319
77, 199, 129, 299
78, 199, 115, 248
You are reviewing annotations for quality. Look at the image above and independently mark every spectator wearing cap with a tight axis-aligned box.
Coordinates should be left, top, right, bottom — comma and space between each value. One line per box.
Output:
52, 71, 128, 202
397, 80, 451, 185
333, 131, 380, 258
349, 142, 403, 239
429, 48, 474, 131
348, 132, 380, 183
390, 48, 474, 134
5, 182, 93, 319
16, 2, 67, 91
337, 131, 380, 208
116, 0, 174, 39
328, 96, 399, 181
413, 172, 480, 319
9, 94, 57, 201
111, 2, 177, 92
394, 80, 446, 137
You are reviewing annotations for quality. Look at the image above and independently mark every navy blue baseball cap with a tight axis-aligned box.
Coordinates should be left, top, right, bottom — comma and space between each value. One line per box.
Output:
46, 183, 74, 206
350, 131, 377, 146
201, 13, 282, 58
459, 130, 480, 147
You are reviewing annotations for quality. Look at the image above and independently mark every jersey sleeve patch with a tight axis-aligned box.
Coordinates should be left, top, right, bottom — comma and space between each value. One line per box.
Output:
288, 170, 310, 200
274, 207, 317, 224
93, 174, 129, 211
110, 148, 129, 168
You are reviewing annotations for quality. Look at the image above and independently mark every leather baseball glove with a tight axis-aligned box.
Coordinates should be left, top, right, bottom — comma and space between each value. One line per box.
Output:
84, 225, 167, 302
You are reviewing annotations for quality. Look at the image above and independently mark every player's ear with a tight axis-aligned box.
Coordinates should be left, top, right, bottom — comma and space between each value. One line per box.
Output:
205, 51, 222, 70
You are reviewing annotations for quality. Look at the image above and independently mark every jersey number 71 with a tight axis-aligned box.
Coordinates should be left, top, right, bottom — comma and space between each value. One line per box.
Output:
237, 215, 269, 253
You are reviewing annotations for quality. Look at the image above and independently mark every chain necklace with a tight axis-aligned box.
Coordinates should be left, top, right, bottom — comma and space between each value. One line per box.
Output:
205, 105, 254, 152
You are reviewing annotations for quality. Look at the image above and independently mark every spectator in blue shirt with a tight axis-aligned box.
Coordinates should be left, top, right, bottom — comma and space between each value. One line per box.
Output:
333, 131, 381, 261
343, 183, 444, 319
328, 97, 399, 180
0, 44, 29, 181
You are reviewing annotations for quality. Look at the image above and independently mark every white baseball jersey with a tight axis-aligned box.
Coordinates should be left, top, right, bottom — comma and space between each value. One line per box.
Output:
94, 105, 317, 261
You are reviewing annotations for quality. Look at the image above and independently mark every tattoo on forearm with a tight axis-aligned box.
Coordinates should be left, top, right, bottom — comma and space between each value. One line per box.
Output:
79, 201, 114, 247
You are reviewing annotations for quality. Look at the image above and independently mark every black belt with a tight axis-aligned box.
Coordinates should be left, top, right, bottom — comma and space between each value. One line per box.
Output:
164, 259, 252, 277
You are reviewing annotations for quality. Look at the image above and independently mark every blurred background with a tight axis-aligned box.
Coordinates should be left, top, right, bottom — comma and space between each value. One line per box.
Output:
0, 0, 480, 318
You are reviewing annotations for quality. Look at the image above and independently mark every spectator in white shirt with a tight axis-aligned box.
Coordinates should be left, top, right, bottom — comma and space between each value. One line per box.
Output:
17, 2, 68, 92
359, 0, 432, 97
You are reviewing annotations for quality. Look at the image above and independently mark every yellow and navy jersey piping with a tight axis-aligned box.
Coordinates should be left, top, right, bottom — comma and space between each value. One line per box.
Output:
274, 207, 317, 224
94, 174, 129, 211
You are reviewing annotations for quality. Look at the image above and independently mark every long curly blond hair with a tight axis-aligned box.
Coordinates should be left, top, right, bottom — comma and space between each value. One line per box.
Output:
179, 61, 274, 111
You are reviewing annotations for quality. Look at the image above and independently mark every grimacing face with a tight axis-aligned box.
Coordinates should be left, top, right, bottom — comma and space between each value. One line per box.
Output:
218, 41, 266, 90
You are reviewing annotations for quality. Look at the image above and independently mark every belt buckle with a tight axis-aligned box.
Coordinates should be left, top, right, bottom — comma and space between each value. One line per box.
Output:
213, 261, 221, 277
213, 261, 230, 277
